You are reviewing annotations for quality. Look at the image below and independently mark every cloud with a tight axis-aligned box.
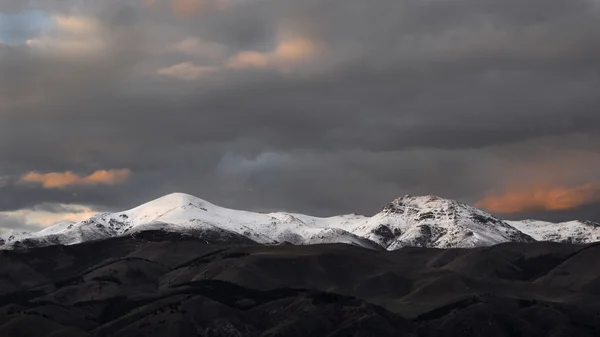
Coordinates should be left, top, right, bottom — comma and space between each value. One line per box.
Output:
13, 204, 98, 226
172, 37, 228, 59
159, 36, 318, 80
0, 10, 52, 45
226, 37, 319, 71
20, 169, 132, 189
0, 203, 98, 233
142, 0, 157, 7
157, 62, 218, 80
25, 14, 105, 56
142, 0, 230, 15
170, 0, 230, 15
2, 0, 600, 230
172, 0, 205, 15
476, 184, 600, 214
0, 213, 42, 234
0, 176, 9, 188
32, 203, 94, 214
53, 15, 99, 33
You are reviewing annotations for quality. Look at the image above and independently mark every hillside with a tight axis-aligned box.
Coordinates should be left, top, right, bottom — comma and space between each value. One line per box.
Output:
1, 235, 600, 336
2, 193, 597, 250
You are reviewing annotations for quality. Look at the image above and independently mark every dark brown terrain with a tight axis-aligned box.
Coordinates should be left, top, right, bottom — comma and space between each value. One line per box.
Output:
2, 231, 600, 336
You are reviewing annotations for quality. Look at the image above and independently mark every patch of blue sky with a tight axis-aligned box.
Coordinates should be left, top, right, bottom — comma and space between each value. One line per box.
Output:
0, 10, 52, 45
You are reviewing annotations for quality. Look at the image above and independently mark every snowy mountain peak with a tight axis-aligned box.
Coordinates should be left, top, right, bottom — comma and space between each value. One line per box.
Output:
383, 195, 477, 216
355, 194, 534, 249
1, 193, 598, 250
508, 219, 600, 244
136, 192, 212, 210
580, 220, 600, 228
388, 194, 459, 207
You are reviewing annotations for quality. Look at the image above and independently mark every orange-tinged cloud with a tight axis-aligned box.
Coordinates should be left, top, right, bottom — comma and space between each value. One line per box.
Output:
476, 183, 600, 214
172, 0, 204, 14
226, 37, 319, 70
160, 37, 320, 81
4, 204, 99, 228
20, 169, 132, 189
26, 15, 105, 57
53, 15, 99, 33
144, 0, 229, 13
277, 38, 317, 60
157, 62, 217, 80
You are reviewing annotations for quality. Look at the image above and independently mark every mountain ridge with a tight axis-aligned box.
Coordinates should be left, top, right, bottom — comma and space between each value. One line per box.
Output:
1, 192, 597, 250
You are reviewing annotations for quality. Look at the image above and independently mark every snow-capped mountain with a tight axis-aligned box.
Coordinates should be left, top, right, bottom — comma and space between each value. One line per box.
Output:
0, 193, 377, 250
0, 193, 595, 250
351, 195, 534, 249
507, 219, 600, 244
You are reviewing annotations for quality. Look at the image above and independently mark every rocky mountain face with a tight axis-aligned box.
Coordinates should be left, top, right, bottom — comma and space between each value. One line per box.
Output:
351, 195, 534, 249
0, 193, 595, 250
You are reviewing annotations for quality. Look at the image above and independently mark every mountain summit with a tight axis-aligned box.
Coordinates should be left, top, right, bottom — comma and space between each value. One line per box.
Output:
353, 195, 534, 249
0, 193, 596, 250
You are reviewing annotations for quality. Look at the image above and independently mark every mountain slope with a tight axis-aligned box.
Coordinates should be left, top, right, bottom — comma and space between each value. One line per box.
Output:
508, 219, 600, 244
2, 238, 600, 337
0, 193, 377, 250
351, 195, 534, 249
0, 193, 595, 250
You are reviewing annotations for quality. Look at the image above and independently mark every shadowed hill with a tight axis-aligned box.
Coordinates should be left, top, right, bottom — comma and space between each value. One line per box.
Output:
1, 232, 600, 336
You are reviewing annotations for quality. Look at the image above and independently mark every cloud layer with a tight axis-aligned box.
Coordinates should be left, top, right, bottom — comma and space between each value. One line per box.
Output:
1, 0, 600, 232
477, 184, 600, 214
20, 169, 132, 189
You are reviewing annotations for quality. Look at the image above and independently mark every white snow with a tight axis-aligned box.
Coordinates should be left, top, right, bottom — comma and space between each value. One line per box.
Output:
36, 221, 76, 235
508, 219, 600, 244
0, 193, 373, 249
0, 193, 596, 250
350, 195, 533, 249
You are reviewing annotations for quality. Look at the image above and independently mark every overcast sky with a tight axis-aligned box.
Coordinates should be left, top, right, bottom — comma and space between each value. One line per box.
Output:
1, 0, 600, 232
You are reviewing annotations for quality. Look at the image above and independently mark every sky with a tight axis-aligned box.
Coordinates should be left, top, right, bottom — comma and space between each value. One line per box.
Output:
1, 0, 600, 232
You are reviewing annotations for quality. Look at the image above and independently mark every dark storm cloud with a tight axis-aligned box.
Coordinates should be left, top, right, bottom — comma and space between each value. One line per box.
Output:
1, 0, 600, 223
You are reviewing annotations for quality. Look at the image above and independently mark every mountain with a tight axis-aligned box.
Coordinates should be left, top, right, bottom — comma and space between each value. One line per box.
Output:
5, 237, 600, 337
0, 193, 595, 250
0, 193, 377, 250
351, 195, 534, 249
508, 219, 600, 244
